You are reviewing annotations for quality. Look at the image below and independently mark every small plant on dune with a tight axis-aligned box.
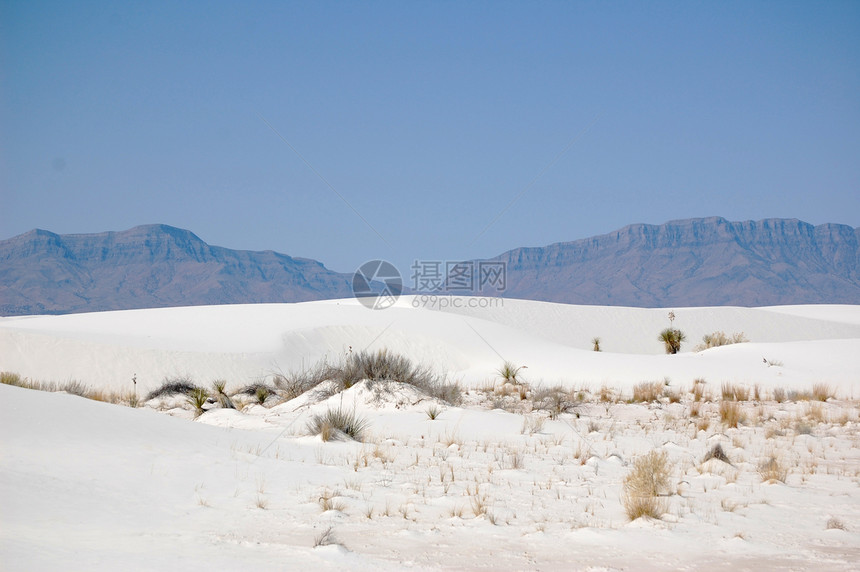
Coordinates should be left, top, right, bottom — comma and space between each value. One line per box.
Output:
758, 456, 788, 483
621, 450, 672, 520
274, 360, 340, 399
425, 404, 443, 420
591, 337, 601, 352
826, 517, 847, 531
812, 383, 835, 402
255, 385, 270, 405
658, 328, 686, 355
313, 526, 338, 547
532, 385, 577, 418
691, 378, 706, 402
521, 414, 546, 435
238, 382, 276, 402
318, 489, 347, 512
308, 408, 369, 442
719, 400, 743, 428
207, 380, 234, 409
187, 387, 210, 416
496, 361, 526, 384
773, 386, 786, 403
703, 443, 731, 464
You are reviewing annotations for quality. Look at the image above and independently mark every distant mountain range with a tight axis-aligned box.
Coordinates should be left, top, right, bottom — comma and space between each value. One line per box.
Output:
0, 225, 354, 315
481, 217, 860, 307
1, 217, 859, 315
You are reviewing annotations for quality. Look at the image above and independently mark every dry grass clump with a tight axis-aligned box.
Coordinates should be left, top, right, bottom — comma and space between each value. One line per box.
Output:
773, 386, 787, 403
313, 526, 339, 547
2, 371, 143, 407
719, 400, 744, 428
758, 456, 788, 483
632, 381, 664, 403
318, 489, 347, 512
1, 371, 32, 389
805, 403, 827, 423
307, 408, 369, 442
532, 385, 577, 418
695, 331, 749, 352
811, 383, 835, 402
721, 383, 750, 401
621, 450, 672, 520
691, 378, 707, 402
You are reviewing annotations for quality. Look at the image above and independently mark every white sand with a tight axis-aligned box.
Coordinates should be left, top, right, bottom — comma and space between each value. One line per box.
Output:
1, 298, 859, 570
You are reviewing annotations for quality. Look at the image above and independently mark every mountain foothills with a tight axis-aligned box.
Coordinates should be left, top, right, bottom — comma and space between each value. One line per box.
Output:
1, 217, 859, 315
0, 225, 354, 315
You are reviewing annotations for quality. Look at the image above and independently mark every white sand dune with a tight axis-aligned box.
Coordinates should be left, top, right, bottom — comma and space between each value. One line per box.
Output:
1, 297, 859, 395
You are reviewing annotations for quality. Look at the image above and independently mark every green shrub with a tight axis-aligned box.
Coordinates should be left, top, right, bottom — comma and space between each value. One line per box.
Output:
658, 328, 686, 354
496, 361, 525, 384
187, 387, 210, 416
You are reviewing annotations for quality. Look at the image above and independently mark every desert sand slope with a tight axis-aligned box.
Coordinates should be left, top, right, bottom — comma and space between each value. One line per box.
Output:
3, 373, 860, 570
1, 297, 859, 395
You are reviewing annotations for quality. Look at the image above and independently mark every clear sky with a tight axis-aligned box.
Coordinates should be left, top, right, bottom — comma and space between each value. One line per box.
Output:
2, 1, 858, 275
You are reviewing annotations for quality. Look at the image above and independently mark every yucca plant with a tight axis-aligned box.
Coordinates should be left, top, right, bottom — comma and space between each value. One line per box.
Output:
658, 328, 686, 354
496, 361, 526, 384
187, 387, 210, 416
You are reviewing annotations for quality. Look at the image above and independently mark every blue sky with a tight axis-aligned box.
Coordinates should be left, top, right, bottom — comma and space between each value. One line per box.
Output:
2, 1, 858, 274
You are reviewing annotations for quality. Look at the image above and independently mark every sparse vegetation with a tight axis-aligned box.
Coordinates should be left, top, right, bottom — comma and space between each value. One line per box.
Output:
591, 337, 601, 352
721, 382, 750, 401
695, 331, 749, 352
632, 381, 664, 402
